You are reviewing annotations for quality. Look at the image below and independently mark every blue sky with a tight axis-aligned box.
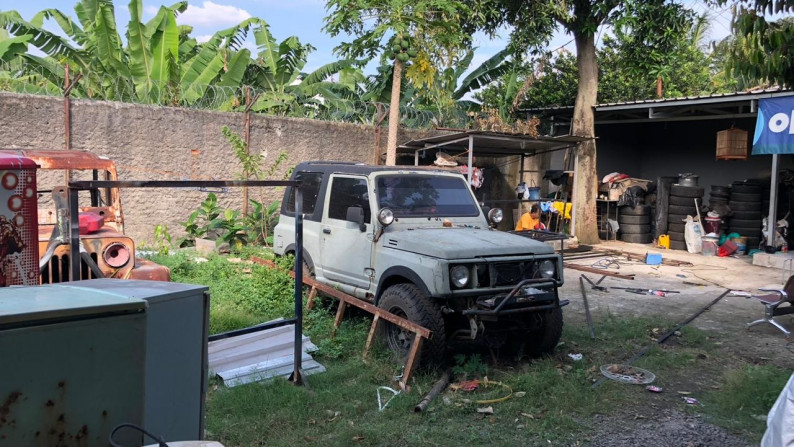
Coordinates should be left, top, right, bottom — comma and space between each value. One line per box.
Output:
4, 0, 739, 75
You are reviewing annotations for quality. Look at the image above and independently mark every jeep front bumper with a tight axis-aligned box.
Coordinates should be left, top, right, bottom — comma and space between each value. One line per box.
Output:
461, 278, 569, 317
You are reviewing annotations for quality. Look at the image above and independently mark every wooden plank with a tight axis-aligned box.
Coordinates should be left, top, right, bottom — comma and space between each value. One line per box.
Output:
332, 300, 347, 337
400, 333, 424, 388
251, 257, 432, 339
306, 286, 318, 310
563, 262, 635, 280
363, 314, 380, 358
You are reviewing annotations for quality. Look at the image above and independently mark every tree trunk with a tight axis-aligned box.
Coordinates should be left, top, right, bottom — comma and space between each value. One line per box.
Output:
571, 32, 600, 245
386, 59, 403, 166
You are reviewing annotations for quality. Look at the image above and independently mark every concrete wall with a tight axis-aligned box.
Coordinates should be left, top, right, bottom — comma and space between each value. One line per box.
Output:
596, 118, 793, 189
0, 93, 432, 243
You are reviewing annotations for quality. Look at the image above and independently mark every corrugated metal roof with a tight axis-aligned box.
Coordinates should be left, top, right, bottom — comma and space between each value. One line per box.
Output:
208, 320, 324, 387
398, 130, 590, 155
521, 87, 794, 114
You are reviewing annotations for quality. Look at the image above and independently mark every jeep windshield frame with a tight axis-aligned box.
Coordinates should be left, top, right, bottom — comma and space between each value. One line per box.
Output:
375, 174, 480, 218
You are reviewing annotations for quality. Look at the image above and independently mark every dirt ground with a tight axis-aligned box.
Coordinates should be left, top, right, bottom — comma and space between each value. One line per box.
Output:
560, 241, 794, 446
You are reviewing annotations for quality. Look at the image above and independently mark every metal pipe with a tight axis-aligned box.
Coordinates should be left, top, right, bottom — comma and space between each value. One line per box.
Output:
414, 371, 451, 412
293, 185, 304, 385
768, 154, 779, 249
579, 276, 596, 339
68, 187, 80, 281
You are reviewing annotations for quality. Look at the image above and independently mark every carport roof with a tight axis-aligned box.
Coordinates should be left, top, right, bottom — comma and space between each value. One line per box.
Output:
521, 88, 794, 126
398, 130, 590, 156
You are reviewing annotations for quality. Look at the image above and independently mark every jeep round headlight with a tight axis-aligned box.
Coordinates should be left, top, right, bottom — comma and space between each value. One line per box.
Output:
450, 265, 470, 288
488, 207, 503, 224
104, 242, 131, 269
539, 260, 555, 279
378, 207, 394, 226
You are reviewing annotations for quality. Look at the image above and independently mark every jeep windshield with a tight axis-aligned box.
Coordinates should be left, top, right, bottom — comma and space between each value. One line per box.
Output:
376, 175, 480, 218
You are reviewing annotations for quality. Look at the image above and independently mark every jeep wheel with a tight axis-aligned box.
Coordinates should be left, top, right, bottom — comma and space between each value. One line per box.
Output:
378, 284, 446, 366
523, 306, 563, 357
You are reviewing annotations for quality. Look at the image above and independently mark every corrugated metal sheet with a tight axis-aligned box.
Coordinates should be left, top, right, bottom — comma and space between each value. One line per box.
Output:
208, 319, 324, 387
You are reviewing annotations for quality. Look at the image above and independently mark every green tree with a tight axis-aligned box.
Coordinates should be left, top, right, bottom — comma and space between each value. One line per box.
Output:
714, 0, 794, 87
324, 0, 471, 165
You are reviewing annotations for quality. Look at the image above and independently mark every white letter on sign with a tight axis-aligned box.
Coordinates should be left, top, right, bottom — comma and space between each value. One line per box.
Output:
767, 111, 794, 134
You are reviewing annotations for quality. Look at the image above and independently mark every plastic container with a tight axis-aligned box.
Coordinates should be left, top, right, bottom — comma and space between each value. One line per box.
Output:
702, 236, 719, 257
734, 236, 748, 255
527, 187, 540, 200
703, 216, 722, 234
659, 234, 670, 249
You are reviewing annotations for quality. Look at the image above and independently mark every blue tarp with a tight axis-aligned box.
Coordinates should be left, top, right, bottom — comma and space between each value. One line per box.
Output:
753, 96, 794, 155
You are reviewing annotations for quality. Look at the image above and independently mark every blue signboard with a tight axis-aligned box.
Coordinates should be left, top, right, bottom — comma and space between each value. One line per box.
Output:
753, 96, 794, 154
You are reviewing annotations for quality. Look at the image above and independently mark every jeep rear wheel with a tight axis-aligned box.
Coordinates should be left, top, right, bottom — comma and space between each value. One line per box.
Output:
523, 306, 563, 357
378, 283, 446, 366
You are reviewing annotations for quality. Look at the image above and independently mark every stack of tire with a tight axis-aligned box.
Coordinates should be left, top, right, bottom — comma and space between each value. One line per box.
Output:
726, 181, 763, 249
618, 204, 653, 244
668, 184, 705, 250
709, 185, 730, 207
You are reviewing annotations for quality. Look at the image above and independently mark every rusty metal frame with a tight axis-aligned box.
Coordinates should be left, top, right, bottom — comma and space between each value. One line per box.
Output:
68, 179, 307, 386
251, 256, 431, 389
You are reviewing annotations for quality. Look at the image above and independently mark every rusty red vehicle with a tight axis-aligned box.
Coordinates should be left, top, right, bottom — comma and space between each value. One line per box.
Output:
2, 150, 170, 283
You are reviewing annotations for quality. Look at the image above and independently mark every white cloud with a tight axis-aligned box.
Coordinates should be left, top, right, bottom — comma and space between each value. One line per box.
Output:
195, 35, 213, 43
144, 6, 159, 16
177, 1, 252, 27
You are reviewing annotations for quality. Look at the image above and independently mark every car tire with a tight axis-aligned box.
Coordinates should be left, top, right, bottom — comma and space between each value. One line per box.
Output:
731, 211, 761, 220
620, 205, 651, 216
727, 219, 761, 229
668, 230, 685, 241
523, 306, 563, 357
670, 185, 704, 197
621, 233, 653, 244
378, 283, 446, 366
668, 205, 698, 215
670, 240, 688, 250
729, 201, 762, 211
618, 215, 650, 225
669, 195, 700, 206
668, 213, 690, 222
730, 192, 762, 202
667, 222, 685, 232
732, 183, 763, 194
620, 224, 651, 234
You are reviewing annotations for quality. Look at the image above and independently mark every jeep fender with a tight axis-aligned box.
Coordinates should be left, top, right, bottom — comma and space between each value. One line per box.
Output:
375, 266, 432, 306
284, 244, 315, 272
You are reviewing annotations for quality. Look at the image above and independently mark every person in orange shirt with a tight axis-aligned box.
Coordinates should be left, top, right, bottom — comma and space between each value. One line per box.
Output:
516, 204, 546, 231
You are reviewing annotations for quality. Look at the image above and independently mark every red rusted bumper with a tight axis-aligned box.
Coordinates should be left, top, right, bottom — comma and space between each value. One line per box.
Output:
129, 257, 171, 281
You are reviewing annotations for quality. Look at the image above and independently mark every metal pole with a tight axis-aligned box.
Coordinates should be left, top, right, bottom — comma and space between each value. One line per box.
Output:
293, 185, 304, 385
68, 187, 81, 281
767, 154, 779, 249
467, 135, 473, 186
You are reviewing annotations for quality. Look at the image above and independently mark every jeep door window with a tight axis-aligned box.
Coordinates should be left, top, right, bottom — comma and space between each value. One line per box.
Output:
376, 175, 479, 217
328, 177, 371, 222
284, 172, 322, 216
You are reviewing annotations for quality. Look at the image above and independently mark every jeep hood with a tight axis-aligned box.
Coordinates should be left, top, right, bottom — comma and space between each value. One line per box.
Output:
382, 227, 555, 259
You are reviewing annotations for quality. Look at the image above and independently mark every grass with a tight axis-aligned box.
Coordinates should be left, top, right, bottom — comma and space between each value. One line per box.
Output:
147, 251, 789, 446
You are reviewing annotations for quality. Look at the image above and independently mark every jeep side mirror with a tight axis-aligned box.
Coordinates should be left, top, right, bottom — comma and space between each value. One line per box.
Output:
346, 206, 367, 232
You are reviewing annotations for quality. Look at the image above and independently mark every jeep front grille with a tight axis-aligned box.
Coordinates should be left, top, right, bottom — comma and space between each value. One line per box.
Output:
476, 261, 541, 288
41, 253, 101, 284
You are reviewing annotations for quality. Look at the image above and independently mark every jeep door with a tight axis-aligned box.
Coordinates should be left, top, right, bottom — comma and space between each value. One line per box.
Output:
320, 174, 373, 289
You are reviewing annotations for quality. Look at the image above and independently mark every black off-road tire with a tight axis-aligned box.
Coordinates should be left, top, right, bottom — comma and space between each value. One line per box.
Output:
668, 213, 690, 222
731, 211, 761, 220
668, 222, 685, 232
729, 201, 762, 212
668, 205, 698, 215
618, 215, 651, 225
670, 185, 704, 198
670, 240, 688, 250
732, 183, 763, 194
668, 230, 685, 241
730, 192, 762, 202
620, 224, 651, 234
620, 205, 651, 216
378, 283, 446, 366
727, 219, 761, 229
621, 233, 653, 244
523, 306, 563, 357
669, 195, 701, 206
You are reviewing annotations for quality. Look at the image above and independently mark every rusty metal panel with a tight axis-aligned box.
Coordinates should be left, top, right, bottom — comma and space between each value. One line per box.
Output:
0, 285, 147, 446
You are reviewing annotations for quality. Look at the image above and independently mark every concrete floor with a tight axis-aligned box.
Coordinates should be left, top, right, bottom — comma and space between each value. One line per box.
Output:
560, 240, 794, 369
